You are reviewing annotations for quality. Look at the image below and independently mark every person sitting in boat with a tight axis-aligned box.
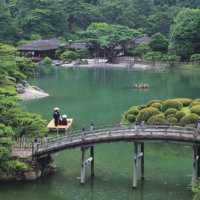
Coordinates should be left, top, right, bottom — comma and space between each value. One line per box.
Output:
53, 107, 60, 126
62, 115, 68, 125
59, 117, 62, 125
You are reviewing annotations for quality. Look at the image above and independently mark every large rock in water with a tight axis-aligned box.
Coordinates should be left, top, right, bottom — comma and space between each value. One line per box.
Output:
31, 86, 44, 93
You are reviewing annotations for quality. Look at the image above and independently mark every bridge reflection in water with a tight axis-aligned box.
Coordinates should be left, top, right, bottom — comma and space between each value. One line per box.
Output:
32, 120, 200, 188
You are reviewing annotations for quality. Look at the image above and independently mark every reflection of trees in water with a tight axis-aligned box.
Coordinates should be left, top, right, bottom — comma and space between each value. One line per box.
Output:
0, 173, 65, 200
145, 142, 192, 159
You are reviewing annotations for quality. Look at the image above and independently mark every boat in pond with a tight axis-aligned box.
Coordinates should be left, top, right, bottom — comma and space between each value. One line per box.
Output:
47, 118, 73, 131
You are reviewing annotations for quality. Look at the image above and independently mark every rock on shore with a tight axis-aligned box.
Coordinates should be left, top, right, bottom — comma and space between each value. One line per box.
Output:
17, 89, 49, 99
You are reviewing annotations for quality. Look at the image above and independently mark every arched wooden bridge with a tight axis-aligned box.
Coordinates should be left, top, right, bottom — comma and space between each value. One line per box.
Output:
32, 122, 200, 188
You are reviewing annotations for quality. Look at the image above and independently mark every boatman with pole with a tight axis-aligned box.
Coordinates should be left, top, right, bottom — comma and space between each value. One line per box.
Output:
53, 107, 60, 126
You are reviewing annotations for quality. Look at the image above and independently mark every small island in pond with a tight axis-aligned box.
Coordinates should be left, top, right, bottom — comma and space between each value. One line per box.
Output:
122, 98, 200, 126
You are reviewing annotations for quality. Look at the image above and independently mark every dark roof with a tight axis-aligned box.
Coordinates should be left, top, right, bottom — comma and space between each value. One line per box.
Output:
66, 43, 87, 49
17, 38, 65, 51
135, 36, 151, 45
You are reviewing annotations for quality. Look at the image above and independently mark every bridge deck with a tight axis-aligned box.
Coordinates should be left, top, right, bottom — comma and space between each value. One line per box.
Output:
33, 125, 200, 158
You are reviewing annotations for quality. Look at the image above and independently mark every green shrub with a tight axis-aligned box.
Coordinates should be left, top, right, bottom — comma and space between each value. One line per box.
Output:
175, 111, 186, 122
190, 105, 200, 116
138, 105, 146, 110
164, 108, 178, 118
25, 52, 32, 57
129, 106, 139, 110
185, 124, 195, 128
194, 99, 200, 102
167, 114, 175, 119
180, 114, 199, 124
175, 98, 193, 106
147, 115, 165, 124
125, 109, 139, 119
146, 100, 163, 107
127, 114, 136, 123
161, 99, 183, 112
166, 117, 178, 123
151, 103, 162, 111
44, 57, 51, 64
137, 107, 160, 122
23, 69, 35, 77
189, 102, 200, 109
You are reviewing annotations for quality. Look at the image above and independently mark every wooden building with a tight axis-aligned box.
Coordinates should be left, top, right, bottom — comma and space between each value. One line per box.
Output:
17, 38, 66, 60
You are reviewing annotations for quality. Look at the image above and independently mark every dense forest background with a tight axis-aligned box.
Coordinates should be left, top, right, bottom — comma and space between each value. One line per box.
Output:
1, 0, 200, 46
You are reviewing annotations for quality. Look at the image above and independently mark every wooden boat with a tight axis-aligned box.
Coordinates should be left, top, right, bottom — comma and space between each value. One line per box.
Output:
47, 118, 73, 132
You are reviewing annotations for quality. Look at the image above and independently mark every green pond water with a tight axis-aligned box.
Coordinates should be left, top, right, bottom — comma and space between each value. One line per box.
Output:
1, 66, 200, 200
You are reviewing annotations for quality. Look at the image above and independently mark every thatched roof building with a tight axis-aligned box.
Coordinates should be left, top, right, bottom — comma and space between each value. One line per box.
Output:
17, 38, 66, 60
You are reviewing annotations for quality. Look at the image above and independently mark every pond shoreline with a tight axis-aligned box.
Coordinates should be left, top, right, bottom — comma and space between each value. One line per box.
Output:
17, 89, 49, 99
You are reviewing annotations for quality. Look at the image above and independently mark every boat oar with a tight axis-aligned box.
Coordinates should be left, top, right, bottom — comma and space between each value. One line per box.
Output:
57, 118, 59, 136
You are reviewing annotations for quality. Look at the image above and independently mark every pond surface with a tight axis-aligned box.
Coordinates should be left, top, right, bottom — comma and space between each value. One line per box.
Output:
1, 66, 200, 200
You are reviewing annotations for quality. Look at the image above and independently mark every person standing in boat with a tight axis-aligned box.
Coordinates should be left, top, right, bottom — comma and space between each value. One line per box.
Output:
53, 107, 60, 126
62, 115, 68, 125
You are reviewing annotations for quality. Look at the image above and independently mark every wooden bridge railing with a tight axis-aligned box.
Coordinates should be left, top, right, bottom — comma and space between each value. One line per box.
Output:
35, 121, 199, 154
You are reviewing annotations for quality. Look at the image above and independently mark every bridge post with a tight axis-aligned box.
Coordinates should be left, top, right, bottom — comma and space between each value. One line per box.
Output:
91, 146, 94, 176
34, 136, 38, 154
81, 146, 86, 184
141, 115, 145, 130
141, 142, 145, 179
135, 121, 138, 135
197, 118, 200, 135
193, 144, 197, 185
90, 121, 94, 133
194, 123, 197, 139
82, 125, 85, 141
133, 141, 138, 188
45, 131, 48, 148
197, 146, 200, 178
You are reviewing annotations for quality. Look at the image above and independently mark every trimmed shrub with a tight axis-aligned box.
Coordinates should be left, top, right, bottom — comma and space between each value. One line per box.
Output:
167, 114, 175, 119
189, 102, 200, 109
130, 106, 139, 110
147, 115, 165, 124
175, 111, 186, 122
125, 108, 139, 119
166, 117, 178, 123
44, 57, 51, 64
194, 99, 200, 102
138, 105, 146, 110
151, 103, 162, 111
164, 108, 178, 118
175, 98, 193, 107
127, 114, 136, 123
146, 100, 163, 107
180, 114, 199, 124
190, 105, 200, 116
161, 99, 183, 112
137, 107, 159, 122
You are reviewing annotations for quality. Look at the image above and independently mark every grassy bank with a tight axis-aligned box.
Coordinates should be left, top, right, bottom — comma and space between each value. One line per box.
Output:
0, 79, 17, 92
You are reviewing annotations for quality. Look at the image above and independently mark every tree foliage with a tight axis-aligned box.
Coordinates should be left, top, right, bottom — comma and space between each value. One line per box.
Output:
190, 54, 200, 63
144, 51, 162, 66
162, 55, 181, 66
60, 51, 78, 61
79, 24, 144, 63
149, 33, 169, 53
169, 8, 200, 60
